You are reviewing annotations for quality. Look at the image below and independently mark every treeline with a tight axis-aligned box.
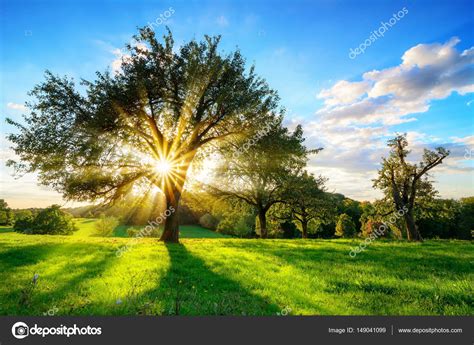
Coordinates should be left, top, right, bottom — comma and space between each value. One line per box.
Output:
6, 193, 469, 240
183, 193, 473, 240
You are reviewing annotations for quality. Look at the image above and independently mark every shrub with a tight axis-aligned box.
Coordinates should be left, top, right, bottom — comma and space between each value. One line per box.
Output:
93, 215, 119, 237
14, 205, 77, 235
362, 220, 390, 238
217, 212, 254, 237
13, 216, 35, 233
199, 213, 219, 230
335, 213, 356, 238
140, 226, 161, 238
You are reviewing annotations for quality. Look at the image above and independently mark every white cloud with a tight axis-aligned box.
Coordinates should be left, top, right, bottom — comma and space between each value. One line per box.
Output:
451, 135, 474, 147
317, 37, 474, 126
109, 42, 148, 74
317, 80, 371, 106
306, 38, 474, 200
7, 102, 26, 111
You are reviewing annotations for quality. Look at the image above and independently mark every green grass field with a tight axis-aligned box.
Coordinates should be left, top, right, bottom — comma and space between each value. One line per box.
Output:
0, 220, 472, 316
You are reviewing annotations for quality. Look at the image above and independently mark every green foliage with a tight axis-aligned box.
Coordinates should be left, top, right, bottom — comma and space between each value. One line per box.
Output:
0, 200, 14, 226
93, 215, 119, 237
281, 171, 335, 237
13, 217, 35, 233
340, 198, 362, 231
458, 197, 474, 239
14, 205, 77, 235
415, 198, 473, 240
217, 212, 254, 237
278, 220, 300, 239
13, 209, 34, 222
362, 220, 391, 238
199, 213, 219, 230
209, 118, 319, 238
373, 134, 449, 240
335, 213, 356, 238
7, 29, 279, 213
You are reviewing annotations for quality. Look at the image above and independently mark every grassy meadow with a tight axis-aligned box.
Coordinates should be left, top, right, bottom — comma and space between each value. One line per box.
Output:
0, 219, 472, 316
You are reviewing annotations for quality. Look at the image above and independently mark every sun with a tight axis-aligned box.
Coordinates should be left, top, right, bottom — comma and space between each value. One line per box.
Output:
154, 159, 173, 175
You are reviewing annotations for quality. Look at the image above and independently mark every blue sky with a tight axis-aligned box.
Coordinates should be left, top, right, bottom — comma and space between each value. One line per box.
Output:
1, 0, 473, 207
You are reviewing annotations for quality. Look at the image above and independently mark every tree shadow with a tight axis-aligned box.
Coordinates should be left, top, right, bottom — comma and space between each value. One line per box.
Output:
135, 243, 281, 315
0, 242, 117, 315
0, 243, 56, 272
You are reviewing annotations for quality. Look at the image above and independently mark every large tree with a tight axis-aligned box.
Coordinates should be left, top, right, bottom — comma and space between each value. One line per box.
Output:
208, 118, 317, 238
7, 28, 280, 242
373, 134, 449, 241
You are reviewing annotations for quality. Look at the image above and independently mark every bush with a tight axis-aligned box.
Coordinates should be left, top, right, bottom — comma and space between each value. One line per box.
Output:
93, 215, 119, 237
14, 205, 77, 235
199, 213, 219, 230
335, 213, 356, 238
13, 216, 35, 233
217, 212, 254, 237
362, 220, 390, 238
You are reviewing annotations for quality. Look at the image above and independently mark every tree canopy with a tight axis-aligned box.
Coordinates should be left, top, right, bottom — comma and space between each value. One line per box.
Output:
207, 117, 318, 238
7, 28, 280, 242
373, 134, 449, 241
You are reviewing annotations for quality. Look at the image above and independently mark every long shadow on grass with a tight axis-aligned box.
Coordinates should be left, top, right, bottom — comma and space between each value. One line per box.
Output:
222, 241, 473, 277
136, 243, 281, 316
1, 242, 118, 315
0, 243, 57, 272
216, 240, 473, 315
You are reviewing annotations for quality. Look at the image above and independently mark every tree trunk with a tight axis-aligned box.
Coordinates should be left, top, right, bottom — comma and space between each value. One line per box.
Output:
301, 220, 308, 239
404, 210, 422, 241
158, 153, 196, 243
258, 209, 268, 239
159, 191, 181, 243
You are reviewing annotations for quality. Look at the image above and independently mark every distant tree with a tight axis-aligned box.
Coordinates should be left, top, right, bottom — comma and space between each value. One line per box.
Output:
0, 200, 14, 226
284, 172, 334, 238
208, 118, 318, 238
458, 197, 474, 239
335, 213, 356, 238
93, 214, 119, 237
14, 205, 77, 235
373, 134, 449, 241
362, 220, 390, 238
7, 29, 280, 243
339, 198, 362, 232
13, 209, 34, 222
